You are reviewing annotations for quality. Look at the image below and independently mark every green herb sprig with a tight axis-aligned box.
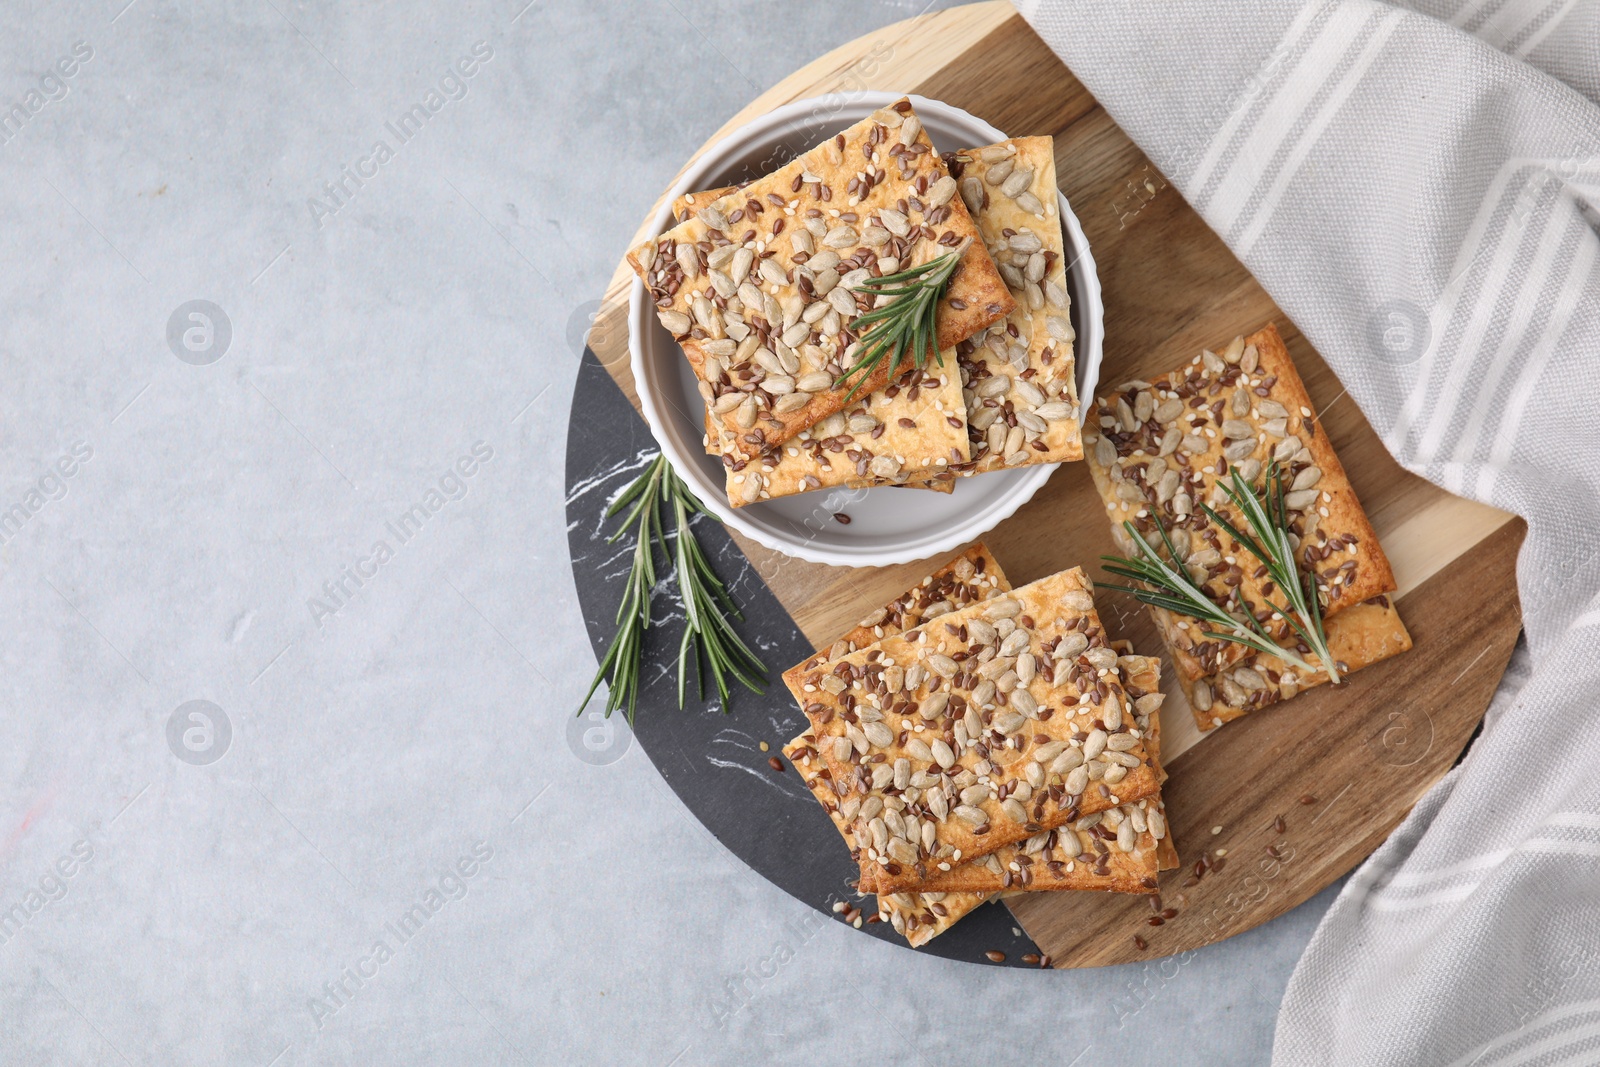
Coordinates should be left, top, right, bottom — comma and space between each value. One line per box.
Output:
833, 245, 966, 402
1100, 460, 1340, 683
576, 454, 766, 723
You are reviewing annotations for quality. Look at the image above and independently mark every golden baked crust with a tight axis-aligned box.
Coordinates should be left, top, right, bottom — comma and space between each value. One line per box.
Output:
795, 568, 1163, 895
1183, 594, 1413, 731
1083, 323, 1399, 685
627, 99, 1014, 457
947, 137, 1083, 473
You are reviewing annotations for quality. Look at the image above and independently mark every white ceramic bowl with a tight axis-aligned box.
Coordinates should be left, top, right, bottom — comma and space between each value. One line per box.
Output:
629, 92, 1103, 568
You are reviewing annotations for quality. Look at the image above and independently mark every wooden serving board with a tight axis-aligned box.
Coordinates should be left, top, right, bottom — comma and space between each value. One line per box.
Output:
583, 1, 1523, 966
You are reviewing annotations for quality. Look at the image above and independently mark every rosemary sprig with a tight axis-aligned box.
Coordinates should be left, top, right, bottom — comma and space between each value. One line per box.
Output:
1099, 460, 1340, 683
833, 246, 965, 402
669, 477, 767, 709
576, 454, 766, 723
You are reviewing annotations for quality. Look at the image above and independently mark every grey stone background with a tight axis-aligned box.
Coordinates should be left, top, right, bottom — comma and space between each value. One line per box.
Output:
0, 0, 1340, 1063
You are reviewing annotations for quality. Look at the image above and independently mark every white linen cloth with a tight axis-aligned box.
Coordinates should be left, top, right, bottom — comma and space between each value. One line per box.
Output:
1012, 1, 1600, 1063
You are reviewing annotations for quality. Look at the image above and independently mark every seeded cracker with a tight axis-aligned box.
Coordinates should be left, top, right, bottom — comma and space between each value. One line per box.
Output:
798, 568, 1163, 895
675, 191, 960, 498
782, 547, 1174, 945
948, 137, 1084, 473
1083, 323, 1402, 690
628, 100, 1014, 457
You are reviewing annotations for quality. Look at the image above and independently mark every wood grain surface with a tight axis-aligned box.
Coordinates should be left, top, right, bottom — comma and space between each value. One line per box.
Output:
584, 1, 1524, 966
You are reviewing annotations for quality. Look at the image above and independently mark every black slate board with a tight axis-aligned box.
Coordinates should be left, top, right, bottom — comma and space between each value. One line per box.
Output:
564, 347, 1041, 967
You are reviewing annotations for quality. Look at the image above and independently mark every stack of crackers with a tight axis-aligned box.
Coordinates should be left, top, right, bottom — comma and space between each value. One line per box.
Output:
627, 100, 1083, 508
1083, 324, 1413, 732
781, 545, 1177, 948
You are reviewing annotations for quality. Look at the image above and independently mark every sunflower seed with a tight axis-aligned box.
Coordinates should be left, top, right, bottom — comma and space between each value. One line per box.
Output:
1224, 438, 1257, 462
1033, 740, 1068, 763
930, 739, 956, 769
1011, 689, 1038, 718
1292, 466, 1323, 492
1031, 401, 1072, 422
1008, 231, 1042, 254
919, 692, 950, 720
1285, 489, 1320, 511
1014, 379, 1046, 407
1056, 632, 1089, 660
739, 472, 763, 503
994, 711, 1026, 735
1102, 697, 1124, 731
954, 805, 988, 827
963, 706, 983, 740
1001, 798, 1028, 824
862, 721, 894, 748
999, 631, 1031, 658
1061, 590, 1095, 612
1049, 748, 1084, 776
925, 175, 958, 207
1083, 729, 1108, 760
1000, 168, 1033, 198
960, 784, 990, 806
983, 598, 1021, 620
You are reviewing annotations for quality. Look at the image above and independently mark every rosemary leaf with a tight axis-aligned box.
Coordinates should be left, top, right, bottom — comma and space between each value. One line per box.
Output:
833, 248, 965, 401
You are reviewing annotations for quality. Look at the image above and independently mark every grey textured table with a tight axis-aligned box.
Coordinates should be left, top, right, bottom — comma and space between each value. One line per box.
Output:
0, 1, 1338, 1063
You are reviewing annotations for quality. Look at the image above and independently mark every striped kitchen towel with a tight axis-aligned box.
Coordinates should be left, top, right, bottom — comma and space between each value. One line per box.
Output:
1013, 1, 1600, 1064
